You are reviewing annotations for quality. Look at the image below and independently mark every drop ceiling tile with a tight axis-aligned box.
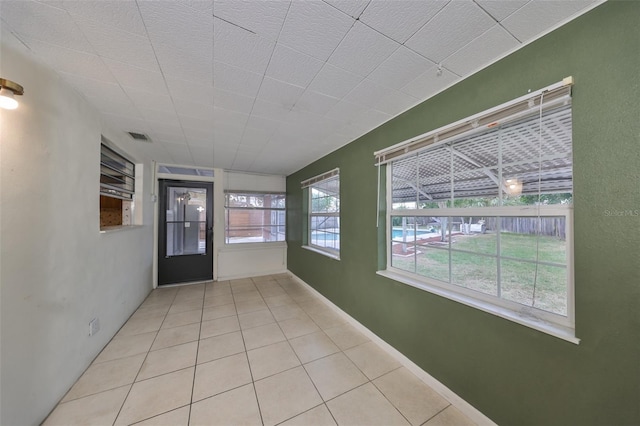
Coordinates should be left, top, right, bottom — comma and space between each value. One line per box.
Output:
344, 79, 389, 108
62, 0, 147, 36
213, 17, 275, 75
57, 71, 127, 104
75, 19, 159, 71
373, 90, 419, 116
19, 37, 113, 82
502, 0, 596, 42
167, 78, 214, 106
180, 115, 215, 133
213, 89, 254, 115
86, 96, 139, 118
103, 59, 166, 94
232, 154, 258, 172
265, 45, 325, 88
1, 0, 93, 52
405, 1, 496, 63
325, 100, 367, 123
125, 87, 174, 113
183, 126, 214, 143
324, 0, 370, 19
213, 0, 289, 41
251, 99, 291, 122
245, 115, 282, 135
443, 25, 520, 77
212, 130, 242, 146
401, 67, 459, 100
360, 0, 448, 43
154, 133, 188, 146
328, 21, 399, 77
183, 0, 214, 14
173, 98, 214, 122
146, 123, 185, 141
475, 0, 529, 21
241, 127, 275, 146
213, 107, 250, 128
138, 0, 213, 51
214, 61, 262, 98
367, 46, 435, 91
155, 44, 213, 85
293, 90, 340, 115
307, 64, 363, 99
102, 113, 151, 134
278, 0, 354, 61
257, 78, 305, 110
139, 108, 181, 128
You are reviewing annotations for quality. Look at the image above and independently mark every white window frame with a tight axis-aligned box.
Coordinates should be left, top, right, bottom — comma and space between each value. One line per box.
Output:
376, 79, 578, 344
224, 192, 286, 245
302, 169, 340, 260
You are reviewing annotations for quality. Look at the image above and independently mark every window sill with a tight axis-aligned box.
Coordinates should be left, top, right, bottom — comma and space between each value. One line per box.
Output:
376, 269, 579, 345
221, 242, 287, 251
100, 225, 144, 234
302, 245, 340, 261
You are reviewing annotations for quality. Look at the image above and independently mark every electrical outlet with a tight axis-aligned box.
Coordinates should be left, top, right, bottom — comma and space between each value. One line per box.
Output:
89, 318, 100, 336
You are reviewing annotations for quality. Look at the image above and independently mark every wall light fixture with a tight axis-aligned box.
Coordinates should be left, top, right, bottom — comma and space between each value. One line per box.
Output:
0, 78, 24, 110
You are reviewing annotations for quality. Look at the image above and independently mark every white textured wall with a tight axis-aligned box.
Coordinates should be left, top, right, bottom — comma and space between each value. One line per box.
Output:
0, 39, 154, 425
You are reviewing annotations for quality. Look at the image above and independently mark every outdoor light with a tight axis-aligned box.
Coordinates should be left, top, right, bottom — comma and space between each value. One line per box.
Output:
0, 78, 24, 110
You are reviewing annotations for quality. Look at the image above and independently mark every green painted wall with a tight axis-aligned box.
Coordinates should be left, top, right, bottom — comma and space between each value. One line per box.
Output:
286, 3, 640, 425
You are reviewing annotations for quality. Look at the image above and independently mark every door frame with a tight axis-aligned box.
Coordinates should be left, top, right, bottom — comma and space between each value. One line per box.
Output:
152, 164, 223, 288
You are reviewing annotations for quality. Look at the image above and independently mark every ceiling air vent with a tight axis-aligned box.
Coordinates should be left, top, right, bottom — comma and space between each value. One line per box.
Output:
127, 131, 151, 142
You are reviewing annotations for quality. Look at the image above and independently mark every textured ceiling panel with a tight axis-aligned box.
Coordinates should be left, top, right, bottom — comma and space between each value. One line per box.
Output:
213, 61, 261, 98
213, 0, 288, 42
62, 0, 147, 36
328, 21, 399, 77
103, 59, 166, 94
475, 0, 529, 21
213, 17, 274, 75
401, 67, 459, 99
1, 0, 600, 174
1, 0, 92, 52
278, 0, 354, 61
265, 45, 325, 88
367, 46, 435, 91
75, 19, 159, 71
406, 1, 496, 63
502, 0, 596, 42
18, 37, 114, 82
360, 0, 448, 43
257, 77, 305, 110
324, 0, 370, 19
443, 25, 520, 77
307, 64, 363, 99
294, 90, 341, 116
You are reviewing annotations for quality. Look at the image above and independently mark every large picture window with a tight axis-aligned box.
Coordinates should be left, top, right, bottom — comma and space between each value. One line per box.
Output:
377, 79, 576, 341
224, 192, 285, 244
302, 169, 340, 258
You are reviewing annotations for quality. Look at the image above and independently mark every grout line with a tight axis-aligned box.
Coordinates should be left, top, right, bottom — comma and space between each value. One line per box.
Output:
186, 283, 207, 426
232, 280, 266, 426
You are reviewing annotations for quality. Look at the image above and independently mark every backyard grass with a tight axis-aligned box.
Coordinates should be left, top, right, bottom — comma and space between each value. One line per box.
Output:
392, 232, 567, 316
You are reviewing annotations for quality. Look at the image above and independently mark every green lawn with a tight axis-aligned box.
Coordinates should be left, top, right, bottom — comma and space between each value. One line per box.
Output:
392, 232, 567, 315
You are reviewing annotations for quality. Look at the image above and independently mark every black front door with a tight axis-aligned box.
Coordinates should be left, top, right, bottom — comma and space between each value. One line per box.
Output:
158, 180, 213, 286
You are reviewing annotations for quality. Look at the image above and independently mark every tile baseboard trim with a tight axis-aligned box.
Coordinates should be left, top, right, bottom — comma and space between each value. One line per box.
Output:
288, 271, 497, 426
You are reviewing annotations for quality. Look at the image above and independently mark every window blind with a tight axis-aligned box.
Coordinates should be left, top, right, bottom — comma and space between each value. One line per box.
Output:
100, 143, 135, 200
374, 77, 573, 165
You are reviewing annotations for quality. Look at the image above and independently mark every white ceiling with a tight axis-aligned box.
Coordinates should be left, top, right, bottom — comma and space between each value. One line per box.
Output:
0, 0, 598, 175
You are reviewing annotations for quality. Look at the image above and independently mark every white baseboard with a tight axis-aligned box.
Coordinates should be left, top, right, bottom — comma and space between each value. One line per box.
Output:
288, 271, 496, 426
218, 268, 288, 282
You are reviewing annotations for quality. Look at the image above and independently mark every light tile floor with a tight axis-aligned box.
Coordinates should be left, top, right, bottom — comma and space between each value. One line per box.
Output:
43, 274, 477, 426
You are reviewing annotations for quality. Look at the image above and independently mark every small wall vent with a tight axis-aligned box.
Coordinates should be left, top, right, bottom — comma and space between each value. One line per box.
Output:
127, 131, 151, 142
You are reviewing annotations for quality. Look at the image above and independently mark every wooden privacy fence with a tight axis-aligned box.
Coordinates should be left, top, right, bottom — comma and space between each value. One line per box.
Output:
483, 216, 566, 238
